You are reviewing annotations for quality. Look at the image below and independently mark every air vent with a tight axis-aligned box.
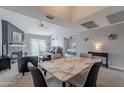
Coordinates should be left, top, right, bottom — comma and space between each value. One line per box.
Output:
81, 21, 98, 29
107, 10, 124, 24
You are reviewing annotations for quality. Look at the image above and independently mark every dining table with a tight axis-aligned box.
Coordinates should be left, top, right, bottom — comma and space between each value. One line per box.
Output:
38, 56, 101, 87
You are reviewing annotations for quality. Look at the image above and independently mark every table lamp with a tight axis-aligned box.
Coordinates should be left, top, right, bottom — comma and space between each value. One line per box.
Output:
94, 43, 102, 52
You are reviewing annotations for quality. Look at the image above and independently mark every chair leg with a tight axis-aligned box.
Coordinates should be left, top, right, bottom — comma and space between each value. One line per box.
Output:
9, 66, 11, 69
68, 83, 72, 87
44, 70, 47, 76
62, 82, 66, 87
22, 72, 24, 76
94, 84, 96, 87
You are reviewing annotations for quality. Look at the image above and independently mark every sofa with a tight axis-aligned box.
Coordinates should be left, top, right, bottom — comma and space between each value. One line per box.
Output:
65, 48, 76, 56
18, 56, 38, 75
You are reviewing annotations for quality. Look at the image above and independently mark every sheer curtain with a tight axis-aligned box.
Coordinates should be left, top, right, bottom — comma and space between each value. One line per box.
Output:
30, 38, 46, 56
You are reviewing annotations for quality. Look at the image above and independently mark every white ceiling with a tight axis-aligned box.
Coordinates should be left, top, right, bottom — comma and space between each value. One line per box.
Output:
38, 6, 72, 22
1, 6, 124, 35
37, 6, 106, 22
74, 6, 124, 31
0, 8, 63, 35
1, 6, 107, 24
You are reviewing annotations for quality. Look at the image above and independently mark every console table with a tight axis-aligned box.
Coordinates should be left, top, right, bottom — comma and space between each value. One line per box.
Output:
88, 52, 108, 68
0, 57, 11, 71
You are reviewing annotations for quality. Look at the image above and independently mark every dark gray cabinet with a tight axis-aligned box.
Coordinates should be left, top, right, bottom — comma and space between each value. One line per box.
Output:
0, 57, 11, 71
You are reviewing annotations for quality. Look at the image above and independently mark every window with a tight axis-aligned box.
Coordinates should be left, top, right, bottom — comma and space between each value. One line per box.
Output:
30, 38, 46, 56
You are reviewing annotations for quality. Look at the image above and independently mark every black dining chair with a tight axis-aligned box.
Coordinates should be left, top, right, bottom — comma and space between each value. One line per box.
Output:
27, 62, 48, 87
66, 62, 102, 87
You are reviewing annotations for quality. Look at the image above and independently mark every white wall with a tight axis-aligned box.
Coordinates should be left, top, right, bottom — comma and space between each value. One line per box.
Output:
24, 34, 51, 55
76, 23, 124, 69
65, 34, 77, 49
51, 27, 74, 47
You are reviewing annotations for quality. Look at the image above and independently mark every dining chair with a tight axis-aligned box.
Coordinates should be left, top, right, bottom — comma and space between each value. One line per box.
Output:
27, 62, 48, 87
51, 53, 62, 60
80, 53, 91, 58
66, 62, 102, 87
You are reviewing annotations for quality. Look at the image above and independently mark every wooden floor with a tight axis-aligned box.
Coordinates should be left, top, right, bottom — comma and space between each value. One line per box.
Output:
0, 63, 124, 87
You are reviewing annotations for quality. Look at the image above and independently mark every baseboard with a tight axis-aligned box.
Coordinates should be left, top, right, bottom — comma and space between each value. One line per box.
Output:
109, 65, 124, 71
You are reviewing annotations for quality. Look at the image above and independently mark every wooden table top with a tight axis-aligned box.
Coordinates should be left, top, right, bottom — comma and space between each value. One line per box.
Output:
38, 56, 101, 82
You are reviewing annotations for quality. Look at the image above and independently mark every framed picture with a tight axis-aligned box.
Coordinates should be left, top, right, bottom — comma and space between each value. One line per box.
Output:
13, 31, 22, 44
